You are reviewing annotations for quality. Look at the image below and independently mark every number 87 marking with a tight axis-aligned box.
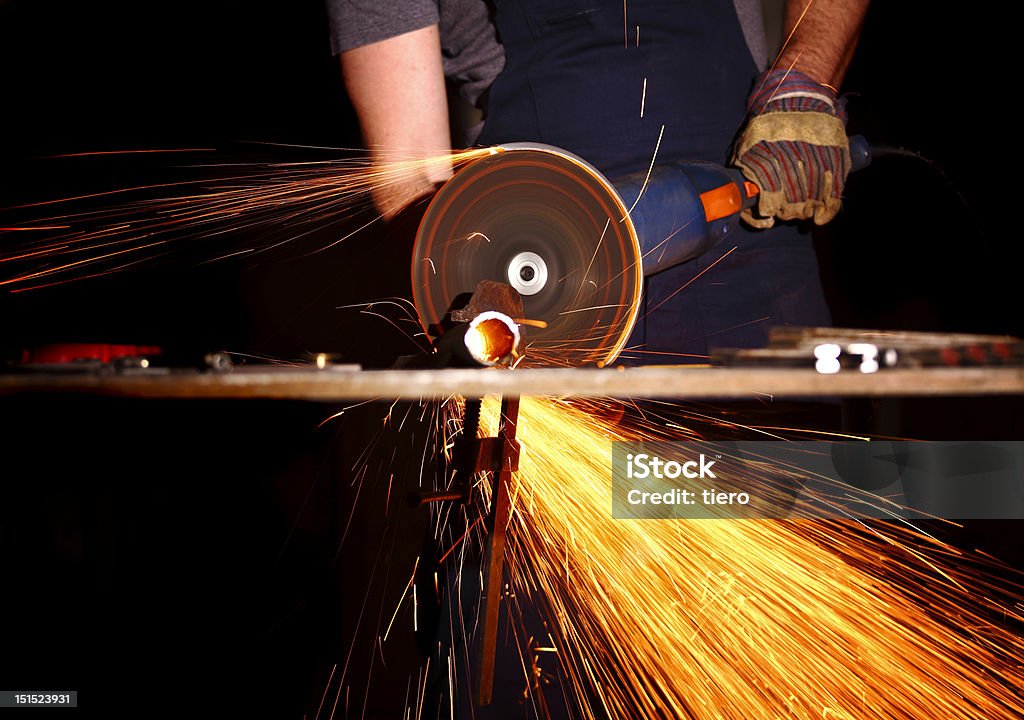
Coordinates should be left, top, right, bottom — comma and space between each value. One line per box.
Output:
814, 343, 888, 374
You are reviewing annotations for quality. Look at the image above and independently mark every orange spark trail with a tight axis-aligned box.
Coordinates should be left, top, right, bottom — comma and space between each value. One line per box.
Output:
43, 148, 216, 158
1, 148, 492, 290
479, 396, 1024, 719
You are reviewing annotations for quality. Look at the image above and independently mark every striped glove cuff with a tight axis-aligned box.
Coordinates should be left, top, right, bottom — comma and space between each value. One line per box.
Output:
748, 68, 847, 122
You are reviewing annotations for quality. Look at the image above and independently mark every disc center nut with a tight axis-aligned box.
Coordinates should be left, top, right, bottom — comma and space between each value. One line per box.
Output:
507, 251, 548, 296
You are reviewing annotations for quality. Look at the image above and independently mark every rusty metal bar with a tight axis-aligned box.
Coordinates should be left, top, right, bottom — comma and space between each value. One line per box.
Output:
476, 395, 520, 706
3, 366, 1023, 400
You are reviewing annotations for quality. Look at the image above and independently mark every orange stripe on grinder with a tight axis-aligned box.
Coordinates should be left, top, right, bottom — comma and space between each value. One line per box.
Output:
699, 183, 744, 222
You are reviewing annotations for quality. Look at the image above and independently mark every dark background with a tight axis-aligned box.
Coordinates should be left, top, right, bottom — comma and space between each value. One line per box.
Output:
1, 1, 1020, 718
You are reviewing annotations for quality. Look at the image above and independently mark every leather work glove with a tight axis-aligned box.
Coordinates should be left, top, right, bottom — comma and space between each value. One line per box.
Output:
731, 68, 851, 229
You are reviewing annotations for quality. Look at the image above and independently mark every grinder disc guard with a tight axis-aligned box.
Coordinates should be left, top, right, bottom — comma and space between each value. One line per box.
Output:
413, 145, 642, 367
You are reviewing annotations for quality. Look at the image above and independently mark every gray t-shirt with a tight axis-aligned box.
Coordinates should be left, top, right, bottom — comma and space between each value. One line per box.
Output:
327, 0, 767, 112
328, 0, 506, 112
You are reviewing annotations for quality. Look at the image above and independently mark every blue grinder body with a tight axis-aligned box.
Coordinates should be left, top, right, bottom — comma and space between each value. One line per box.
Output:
616, 135, 871, 276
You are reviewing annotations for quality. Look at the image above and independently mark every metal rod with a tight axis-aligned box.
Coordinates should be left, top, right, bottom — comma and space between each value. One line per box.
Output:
476, 395, 520, 706
4, 366, 1021, 400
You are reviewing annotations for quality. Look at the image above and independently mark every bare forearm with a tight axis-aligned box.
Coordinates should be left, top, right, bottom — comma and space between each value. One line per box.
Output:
779, 0, 870, 88
341, 25, 452, 218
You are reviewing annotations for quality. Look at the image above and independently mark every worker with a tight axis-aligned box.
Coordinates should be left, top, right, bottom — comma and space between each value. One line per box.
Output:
328, 0, 868, 362
326, 2, 869, 715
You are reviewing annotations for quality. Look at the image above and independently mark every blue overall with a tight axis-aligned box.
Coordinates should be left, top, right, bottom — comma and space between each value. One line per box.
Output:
476, 0, 831, 361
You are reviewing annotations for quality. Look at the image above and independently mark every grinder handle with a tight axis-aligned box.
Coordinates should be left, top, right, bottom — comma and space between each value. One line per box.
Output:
618, 135, 872, 276
722, 134, 872, 213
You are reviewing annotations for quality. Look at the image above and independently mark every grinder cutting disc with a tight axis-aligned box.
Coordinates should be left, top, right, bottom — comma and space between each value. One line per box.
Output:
412, 144, 642, 367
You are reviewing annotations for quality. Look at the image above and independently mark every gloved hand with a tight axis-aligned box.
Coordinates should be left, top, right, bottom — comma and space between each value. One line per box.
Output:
731, 68, 851, 229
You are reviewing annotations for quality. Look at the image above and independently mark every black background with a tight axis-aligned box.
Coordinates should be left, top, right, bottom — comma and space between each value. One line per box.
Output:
1, 2, 1021, 718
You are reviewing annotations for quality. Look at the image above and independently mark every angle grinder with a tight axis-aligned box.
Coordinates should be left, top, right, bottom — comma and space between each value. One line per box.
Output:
412, 140, 870, 368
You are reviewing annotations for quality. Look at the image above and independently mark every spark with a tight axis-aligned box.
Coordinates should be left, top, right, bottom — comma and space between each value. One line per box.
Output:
770, 0, 816, 76
513, 318, 549, 329
416, 657, 430, 720
569, 218, 610, 308
438, 516, 485, 564
622, 124, 665, 218
623, 0, 628, 48
0, 226, 70, 231
621, 347, 711, 360
0, 239, 167, 288
313, 663, 337, 720
643, 245, 737, 316
753, 425, 871, 441
1, 147, 493, 290
43, 148, 216, 158
761, 54, 804, 109
317, 398, 379, 428
359, 309, 428, 351
221, 350, 303, 366
383, 557, 420, 643
557, 303, 626, 316
477, 396, 1024, 719
640, 77, 647, 117
756, 0, 814, 104
336, 296, 422, 318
